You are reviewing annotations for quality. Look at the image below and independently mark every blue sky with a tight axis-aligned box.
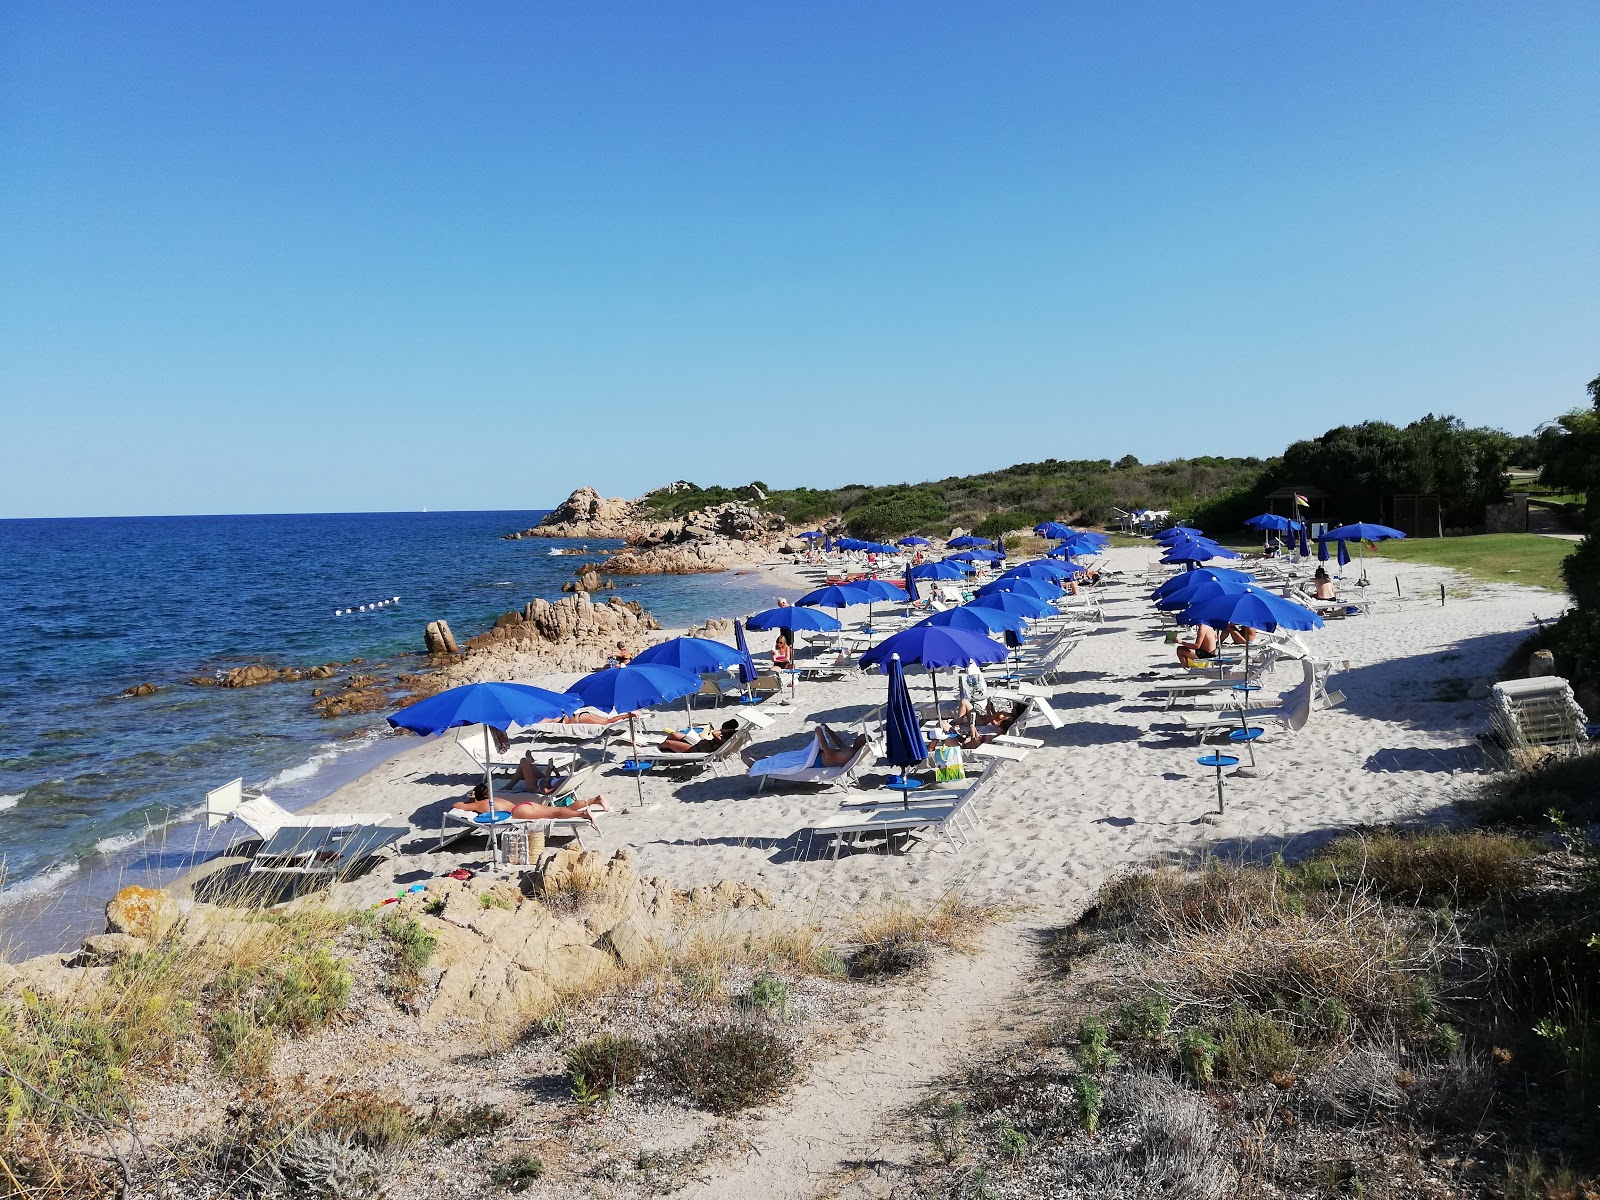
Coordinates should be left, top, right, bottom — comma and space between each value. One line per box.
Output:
3, 3, 1596, 518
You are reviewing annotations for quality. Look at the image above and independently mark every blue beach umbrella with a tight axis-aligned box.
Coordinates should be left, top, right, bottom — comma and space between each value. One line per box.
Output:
733, 620, 758, 686
797, 582, 877, 610
907, 560, 970, 584
975, 575, 1064, 602
1317, 537, 1330, 563
1162, 536, 1240, 565
633, 636, 746, 674
1298, 523, 1311, 558
746, 605, 842, 633
1154, 577, 1248, 612
851, 576, 911, 629
948, 535, 994, 548
1323, 523, 1404, 579
966, 592, 1056, 620
1000, 560, 1081, 582
798, 531, 826, 540
882, 654, 927, 789
897, 535, 932, 547
943, 551, 984, 563
1178, 584, 1324, 692
1034, 521, 1075, 539
1244, 513, 1302, 533
388, 681, 582, 801
919, 605, 1029, 636
859, 623, 1007, 710
567, 662, 704, 801
1151, 567, 1253, 601
1154, 526, 1204, 543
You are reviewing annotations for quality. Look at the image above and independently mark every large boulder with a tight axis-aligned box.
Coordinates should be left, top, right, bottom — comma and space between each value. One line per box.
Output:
221, 664, 280, 688
106, 885, 186, 941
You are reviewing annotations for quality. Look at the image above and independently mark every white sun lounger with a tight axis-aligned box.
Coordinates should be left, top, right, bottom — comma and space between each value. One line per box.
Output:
748, 735, 880, 793
204, 780, 405, 877
205, 779, 391, 837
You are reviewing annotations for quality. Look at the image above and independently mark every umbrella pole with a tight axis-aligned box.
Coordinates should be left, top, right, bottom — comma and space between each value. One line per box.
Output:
483, 724, 499, 867
629, 714, 644, 808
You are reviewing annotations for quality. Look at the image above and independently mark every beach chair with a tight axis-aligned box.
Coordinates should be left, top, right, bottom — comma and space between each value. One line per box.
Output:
1154, 659, 1340, 741
748, 735, 881, 793
627, 725, 755, 776
1490, 677, 1589, 753
455, 733, 583, 777
204, 780, 406, 877
804, 783, 984, 857
436, 763, 606, 852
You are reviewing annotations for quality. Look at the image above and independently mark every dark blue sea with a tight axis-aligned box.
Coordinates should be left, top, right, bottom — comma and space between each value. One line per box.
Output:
0, 510, 795, 954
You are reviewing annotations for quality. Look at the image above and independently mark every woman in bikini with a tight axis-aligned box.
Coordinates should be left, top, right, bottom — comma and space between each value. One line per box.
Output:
451, 781, 610, 823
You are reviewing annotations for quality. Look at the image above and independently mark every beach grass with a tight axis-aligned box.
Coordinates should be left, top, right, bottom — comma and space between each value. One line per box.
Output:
1375, 533, 1577, 593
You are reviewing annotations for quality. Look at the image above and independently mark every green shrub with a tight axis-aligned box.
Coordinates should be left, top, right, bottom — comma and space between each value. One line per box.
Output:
650, 1022, 799, 1113
1475, 749, 1600, 828
742, 973, 790, 1016
1076, 1016, 1117, 1074
1116, 996, 1173, 1041
1212, 1005, 1299, 1081
1075, 1075, 1103, 1135
489, 1151, 546, 1191
566, 1033, 648, 1091
1178, 1028, 1219, 1083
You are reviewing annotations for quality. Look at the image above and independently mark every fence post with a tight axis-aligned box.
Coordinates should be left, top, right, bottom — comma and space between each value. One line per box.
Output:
1439, 583, 1445, 606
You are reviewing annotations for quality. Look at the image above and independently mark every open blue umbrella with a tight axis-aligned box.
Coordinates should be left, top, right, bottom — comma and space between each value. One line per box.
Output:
975, 575, 1064, 602
882, 654, 927, 790
897, 535, 932, 547
733, 620, 758, 686
1162, 536, 1240, 565
797, 582, 877, 610
851, 576, 911, 630
859, 623, 1007, 709
633, 636, 746, 674
1177, 585, 1323, 708
1001, 560, 1082, 581
388, 681, 582, 802
1151, 566, 1253, 600
1034, 521, 1075, 539
943, 551, 985, 563
919, 605, 1029, 636
567, 662, 704, 804
746, 605, 841, 632
966, 592, 1056, 619
1323, 523, 1404, 580
907, 560, 970, 585
1245, 513, 1303, 533
1154, 576, 1248, 612
799, 531, 826, 540
948, 535, 994, 548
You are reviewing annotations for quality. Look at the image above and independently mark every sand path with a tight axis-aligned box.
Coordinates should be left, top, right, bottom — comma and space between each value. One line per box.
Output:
684, 920, 1039, 1200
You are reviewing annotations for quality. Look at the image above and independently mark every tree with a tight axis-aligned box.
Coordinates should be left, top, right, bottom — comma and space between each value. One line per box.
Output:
1535, 405, 1600, 499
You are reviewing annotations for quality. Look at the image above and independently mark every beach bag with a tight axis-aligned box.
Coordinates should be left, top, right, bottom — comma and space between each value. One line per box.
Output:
931, 744, 966, 785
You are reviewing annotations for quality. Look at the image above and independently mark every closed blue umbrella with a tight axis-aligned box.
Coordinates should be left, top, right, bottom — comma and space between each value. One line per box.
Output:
996, 536, 1008, 558
1317, 536, 1331, 563
633, 636, 745, 674
746, 605, 841, 632
882, 654, 926, 789
733, 620, 757, 686
966, 591, 1056, 619
1338, 540, 1351, 568
948, 535, 993, 548
1298, 523, 1311, 558
388, 681, 581, 803
975, 575, 1064, 602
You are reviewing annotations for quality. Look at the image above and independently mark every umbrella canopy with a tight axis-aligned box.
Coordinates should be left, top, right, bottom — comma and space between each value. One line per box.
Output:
632, 636, 746, 674
906, 560, 970, 584
798, 531, 826, 540
966, 548, 1006, 562
852, 578, 911, 602
566, 663, 702, 714
1245, 513, 1303, 533
943, 550, 985, 563
1179, 585, 1325, 633
1162, 536, 1240, 564
1034, 521, 1075, 538
882, 654, 926, 778
1324, 523, 1405, 542
733, 620, 758, 686
919, 605, 1029, 635
859, 624, 1007, 673
746, 605, 841, 632
1154, 526, 1204, 543
1154, 577, 1248, 612
796, 582, 877, 609
1151, 566, 1253, 600
387, 681, 580, 736
966, 592, 1056, 619
897, 535, 932, 547
1000, 560, 1081, 581
1050, 533, 1108, 557
948, 535, 994, 548
975, 576, 1064, 602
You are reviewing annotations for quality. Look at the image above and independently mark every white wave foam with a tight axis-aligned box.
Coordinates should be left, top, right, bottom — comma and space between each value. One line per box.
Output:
94, 829, 150, 856
0, 795, 20, 814
258, 748, 341, 791
0, 860, 80, 907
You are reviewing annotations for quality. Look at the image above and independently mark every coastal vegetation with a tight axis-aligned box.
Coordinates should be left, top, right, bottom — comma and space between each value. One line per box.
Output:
1375, 533, 1577, 594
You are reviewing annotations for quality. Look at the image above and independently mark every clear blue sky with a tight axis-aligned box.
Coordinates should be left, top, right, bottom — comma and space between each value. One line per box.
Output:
3, 3, 1596, 518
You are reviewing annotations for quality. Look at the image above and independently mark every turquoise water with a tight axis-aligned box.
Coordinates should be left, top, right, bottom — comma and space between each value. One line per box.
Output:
0, 509, 794, 948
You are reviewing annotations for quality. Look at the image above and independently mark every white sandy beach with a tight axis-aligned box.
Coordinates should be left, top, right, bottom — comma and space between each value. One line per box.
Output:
254, 547, 1568, 929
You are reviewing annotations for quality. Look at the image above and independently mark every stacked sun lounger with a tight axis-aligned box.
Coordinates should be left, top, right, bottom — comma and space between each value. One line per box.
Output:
1490, 676, 1589, 753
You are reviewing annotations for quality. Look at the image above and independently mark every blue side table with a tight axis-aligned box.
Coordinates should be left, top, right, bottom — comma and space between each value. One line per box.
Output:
885, 775, 925, 808
1197, 753, 1239, 815
619, 759, 653, 808
1228, 726, 1265, 768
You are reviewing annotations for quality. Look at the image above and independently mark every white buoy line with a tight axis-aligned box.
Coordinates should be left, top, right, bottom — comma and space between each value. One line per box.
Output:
334, 596, 401, 616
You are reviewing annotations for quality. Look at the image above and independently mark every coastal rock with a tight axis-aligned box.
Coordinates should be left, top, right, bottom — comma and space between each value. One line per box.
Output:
460, 594, 660, 668
424, 619, 460, 656
1528, 649, 1557, 677
119, 682, 161, 698
593, 914, 658, 970
222, 663, 280, 688
106, 885, 185, 942
601, 543, 737, 576
514, 486, 644, 539
313, 685, 391, 719
71, 932, 148, 966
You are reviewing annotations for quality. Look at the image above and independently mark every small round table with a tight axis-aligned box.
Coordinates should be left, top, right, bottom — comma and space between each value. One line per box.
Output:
1228, 726, 1265, 768
1197, 753, 1240, 815
618, 759, 653, 808
885, 775, 925, 808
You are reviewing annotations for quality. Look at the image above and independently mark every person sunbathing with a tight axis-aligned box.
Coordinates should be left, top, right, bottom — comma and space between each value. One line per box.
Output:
1177, 622, 1219, 667
610, 641, 633, 666
540, 707, 629, 725
816, 724, 868, 766
1313, 567, 1337, 601
658, 719, 739, 754
946, 700, 1019, 747
507, 752, 567, 795
1222, 623, 1257, 645
451, 782, 609, 822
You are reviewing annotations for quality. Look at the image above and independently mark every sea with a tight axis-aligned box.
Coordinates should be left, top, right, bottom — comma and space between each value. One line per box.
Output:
0, 509, 797, 957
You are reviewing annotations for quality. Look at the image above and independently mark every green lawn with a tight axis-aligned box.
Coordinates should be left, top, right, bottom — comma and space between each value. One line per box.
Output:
1371, 533, 1577, 593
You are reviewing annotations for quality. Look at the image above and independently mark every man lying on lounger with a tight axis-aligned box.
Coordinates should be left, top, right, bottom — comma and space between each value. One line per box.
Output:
658, 718, 740, 754
452, 781, 610, 823
741, 724, 867, 770
936, 699, 1020, 748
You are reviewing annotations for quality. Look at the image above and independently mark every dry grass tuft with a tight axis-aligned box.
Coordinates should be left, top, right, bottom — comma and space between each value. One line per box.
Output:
849, 891, 1004, 979
1309, 830, 1537, 902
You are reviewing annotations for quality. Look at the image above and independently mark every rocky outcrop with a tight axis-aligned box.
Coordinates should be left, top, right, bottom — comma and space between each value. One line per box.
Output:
505, 486, 646, 540
424, 619, 460, 656
204, 662, 343, 689
601, 543, 741, 575
561, 565, 613, 593
118, 682, 161, 698
106, 884, 188, 942
430, 592, 662, 678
